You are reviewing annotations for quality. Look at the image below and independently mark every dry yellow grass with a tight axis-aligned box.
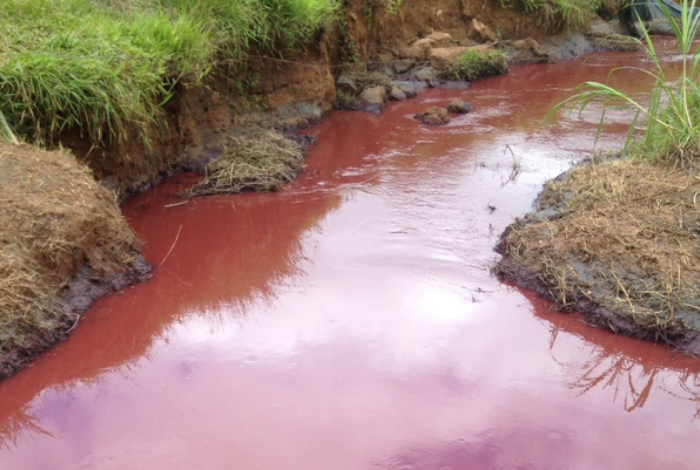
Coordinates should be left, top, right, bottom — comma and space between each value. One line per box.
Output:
0, 142, 144, 379
497, 159, 700, 349
185, 129, 305, 197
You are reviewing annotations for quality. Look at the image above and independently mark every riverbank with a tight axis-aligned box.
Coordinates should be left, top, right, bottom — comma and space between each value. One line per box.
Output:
495, 3, 700, 356
2, 58, 700, 469
0, 0, 636, 379
0, 143, 149, 379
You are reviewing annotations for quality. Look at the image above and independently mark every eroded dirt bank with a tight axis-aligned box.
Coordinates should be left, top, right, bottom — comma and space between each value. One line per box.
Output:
75, 0, 633, 195
0, 51, 699, 470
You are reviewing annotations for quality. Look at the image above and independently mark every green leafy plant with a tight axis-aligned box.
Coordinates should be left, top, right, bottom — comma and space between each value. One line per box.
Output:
551, 0, 700, 167
387, 0, 404, 14
335, 90, 359, 110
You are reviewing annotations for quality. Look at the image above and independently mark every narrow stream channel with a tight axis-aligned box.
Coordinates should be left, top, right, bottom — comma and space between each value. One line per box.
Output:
1, 50, 699, 470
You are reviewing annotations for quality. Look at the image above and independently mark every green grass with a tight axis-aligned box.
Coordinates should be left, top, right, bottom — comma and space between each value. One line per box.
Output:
552, 0, 700, 168
447, 49, 508, 82
0, 0, 340, 147
499, 0, 604, 30
0, 111, 18, 145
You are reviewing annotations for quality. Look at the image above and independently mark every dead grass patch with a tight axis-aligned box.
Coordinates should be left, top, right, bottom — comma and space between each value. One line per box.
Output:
496, 159, 700, 350
184, 129, 304, 197
0, 142, 144, 379
586, 33, 643, 52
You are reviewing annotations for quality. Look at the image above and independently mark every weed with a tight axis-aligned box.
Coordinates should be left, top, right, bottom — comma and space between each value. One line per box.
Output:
552, 0, 700, 168
337, 9, 359, 64
446, 49, 508, 82
363, 0, 403, 28
0, 111, 18, 145
336, 90, 359, 110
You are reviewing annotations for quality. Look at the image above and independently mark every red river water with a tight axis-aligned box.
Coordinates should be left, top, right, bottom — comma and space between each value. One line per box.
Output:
1, 50, 699, 470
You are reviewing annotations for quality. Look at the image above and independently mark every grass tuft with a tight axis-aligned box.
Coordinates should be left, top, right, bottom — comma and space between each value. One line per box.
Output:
0, 111, 18, 145
336, 90, 359, 110
552, 0, 700, 168
446, 48, 508, 82
184, 129, 305, 197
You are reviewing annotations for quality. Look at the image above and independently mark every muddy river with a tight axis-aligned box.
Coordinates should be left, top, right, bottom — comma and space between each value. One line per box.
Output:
1, 50, 699, 470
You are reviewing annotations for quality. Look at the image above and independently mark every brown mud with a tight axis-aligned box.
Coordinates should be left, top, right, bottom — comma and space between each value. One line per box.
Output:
0, 50, 699, 470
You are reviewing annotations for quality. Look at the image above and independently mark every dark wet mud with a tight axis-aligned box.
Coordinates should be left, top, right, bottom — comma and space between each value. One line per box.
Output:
1, 49, 699, 470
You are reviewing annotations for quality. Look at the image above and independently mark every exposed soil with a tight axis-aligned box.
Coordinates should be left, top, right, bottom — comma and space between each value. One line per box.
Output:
495, 159, 700, 355
0, 143, 148, 380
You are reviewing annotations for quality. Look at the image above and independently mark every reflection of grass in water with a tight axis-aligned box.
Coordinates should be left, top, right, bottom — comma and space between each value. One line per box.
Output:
0, 407, 53, 451
546, 320, 700, 418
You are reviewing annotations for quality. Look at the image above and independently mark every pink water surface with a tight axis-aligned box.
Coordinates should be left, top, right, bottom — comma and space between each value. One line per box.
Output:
0, 50, 699, 470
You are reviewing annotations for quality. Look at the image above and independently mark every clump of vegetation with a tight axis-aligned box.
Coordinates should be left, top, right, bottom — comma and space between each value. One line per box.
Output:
0, 0, 340, 147
496, 159, 700, 347
337, 9, 359, 64
363, 0, 404, 27
336, 90, 359, 110
0, 0, 213, 146
447, 49, 508, 82
498, 0, 603, 31
185, 129, 305, 197
554, 0, 700, 168
587, 32, 643, 52
0, 142, 144, 379
497, 1, 700, 353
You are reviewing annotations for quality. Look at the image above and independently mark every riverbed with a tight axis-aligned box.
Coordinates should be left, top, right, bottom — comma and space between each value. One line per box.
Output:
1, 49, 699, 470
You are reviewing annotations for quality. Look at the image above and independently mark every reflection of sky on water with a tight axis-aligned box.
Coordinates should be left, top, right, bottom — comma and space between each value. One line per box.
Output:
1, 46, 699, 470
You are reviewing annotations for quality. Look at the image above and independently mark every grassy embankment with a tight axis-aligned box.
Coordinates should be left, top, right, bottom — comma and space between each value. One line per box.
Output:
0, 0, 341, 147
497, 0, 700, 351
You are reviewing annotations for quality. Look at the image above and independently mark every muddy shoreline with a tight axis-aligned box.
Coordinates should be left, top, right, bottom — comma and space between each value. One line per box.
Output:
495, 236, 700, 357
494, 160, 700, 358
